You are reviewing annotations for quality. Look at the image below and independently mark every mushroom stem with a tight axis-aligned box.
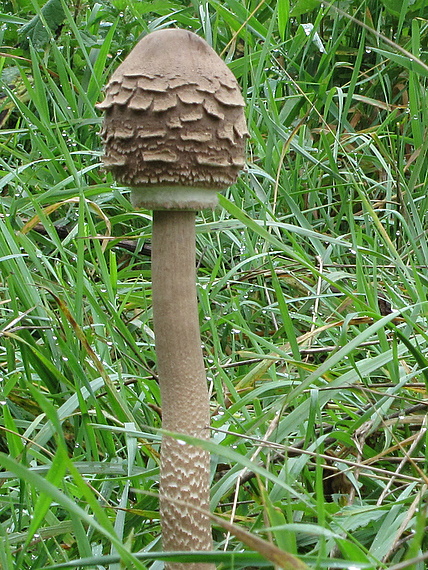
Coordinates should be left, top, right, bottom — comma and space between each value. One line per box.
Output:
152, 210, 215, 570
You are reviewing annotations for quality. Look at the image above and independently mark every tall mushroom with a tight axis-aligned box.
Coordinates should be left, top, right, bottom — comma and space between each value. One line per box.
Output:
97, 28, 247, 569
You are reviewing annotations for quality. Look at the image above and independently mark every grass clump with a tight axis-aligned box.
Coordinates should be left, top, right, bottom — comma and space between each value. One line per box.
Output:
0, 0, 427, 568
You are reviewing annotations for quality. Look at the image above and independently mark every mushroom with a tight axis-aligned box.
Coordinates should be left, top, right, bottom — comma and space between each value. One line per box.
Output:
97, 28, 247, 569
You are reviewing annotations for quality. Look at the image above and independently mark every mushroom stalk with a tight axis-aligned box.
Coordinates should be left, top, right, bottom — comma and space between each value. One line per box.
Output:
152, 209, 215, 570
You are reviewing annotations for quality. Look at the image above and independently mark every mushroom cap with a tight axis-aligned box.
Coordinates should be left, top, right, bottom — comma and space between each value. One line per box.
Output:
97, 28, 248, 210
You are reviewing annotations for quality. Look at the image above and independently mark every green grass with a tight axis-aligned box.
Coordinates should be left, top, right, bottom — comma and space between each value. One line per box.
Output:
0, 0, 428, 568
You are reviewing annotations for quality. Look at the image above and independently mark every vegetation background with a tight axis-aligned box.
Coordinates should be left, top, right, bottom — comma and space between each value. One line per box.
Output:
0, 0, 427, 568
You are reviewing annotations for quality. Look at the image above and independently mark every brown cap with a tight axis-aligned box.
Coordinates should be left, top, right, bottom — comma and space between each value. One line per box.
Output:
97, 28, 248, 209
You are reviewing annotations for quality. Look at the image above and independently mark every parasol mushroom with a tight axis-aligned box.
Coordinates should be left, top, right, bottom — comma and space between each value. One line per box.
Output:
97, 28, 247, 569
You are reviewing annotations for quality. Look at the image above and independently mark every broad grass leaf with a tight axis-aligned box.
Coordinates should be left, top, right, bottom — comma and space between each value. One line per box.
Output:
18, 0, 66, 49
369, 47, 428, 78
278, 0, 290, 40
379, 0, 426, 17
290, 0, 320, 17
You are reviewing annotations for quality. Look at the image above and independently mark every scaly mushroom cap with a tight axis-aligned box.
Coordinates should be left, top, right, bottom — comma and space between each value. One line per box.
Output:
97, 28, 248, 209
